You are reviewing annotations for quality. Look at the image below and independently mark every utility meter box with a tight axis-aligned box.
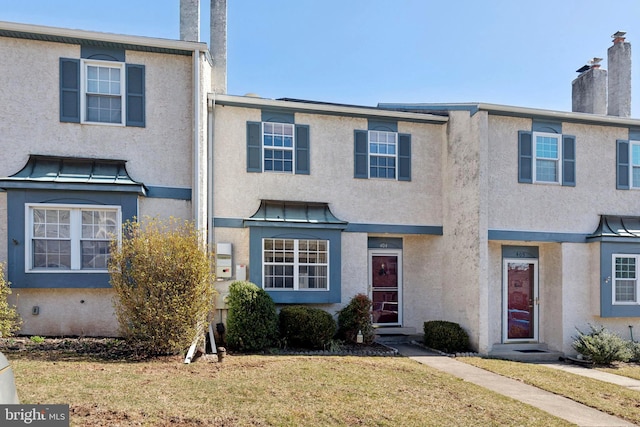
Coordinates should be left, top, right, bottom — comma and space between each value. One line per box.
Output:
215, 243, 233, 279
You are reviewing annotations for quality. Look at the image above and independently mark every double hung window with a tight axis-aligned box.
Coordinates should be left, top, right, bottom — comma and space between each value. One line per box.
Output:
533, 132, 561, 183
517, 130, 575, 186
263, 238, 328, 290
613, 255, 640, 304
263, 122, 294, 172
84, 61, 124, 124
28, 204, 120, 271
369, 130, 398, 179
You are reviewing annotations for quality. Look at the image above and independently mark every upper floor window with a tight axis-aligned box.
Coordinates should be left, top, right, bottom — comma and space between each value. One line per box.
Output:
263, 122, 294, 172
84, 61, 124, 124
518, 130, 575, 186
613, 255, 639, 304
246, 121, 310, 174
369, 130, 398, 179
60, 57, 145, 127
263, 238, 328, 290
617, 139, 640, 190
533, 132, 561, 183
27, 204, 120, 272
354, 129, 411, 181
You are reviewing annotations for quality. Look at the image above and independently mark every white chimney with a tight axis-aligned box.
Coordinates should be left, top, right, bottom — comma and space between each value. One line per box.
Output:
210, 0, 227, 93
607, 31, 631, 117
572, 58, 607, 114
180, 0, 200, 42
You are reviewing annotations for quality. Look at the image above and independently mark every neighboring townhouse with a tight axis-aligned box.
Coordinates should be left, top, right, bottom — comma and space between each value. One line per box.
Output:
0, 20, 211, 336
3, 0, 640, 361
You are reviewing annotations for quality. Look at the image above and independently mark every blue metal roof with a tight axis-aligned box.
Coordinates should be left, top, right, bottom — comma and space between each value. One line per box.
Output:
0, 155, 147, 194
245, 200, 347, 229
588, 215, 640, 239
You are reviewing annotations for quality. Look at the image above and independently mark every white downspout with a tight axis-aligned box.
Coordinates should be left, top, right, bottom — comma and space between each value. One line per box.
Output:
208, 93, 215, 250
193, 49, 203, 235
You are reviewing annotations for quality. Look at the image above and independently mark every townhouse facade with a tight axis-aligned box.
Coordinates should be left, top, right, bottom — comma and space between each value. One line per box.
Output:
2, 3, 640, 357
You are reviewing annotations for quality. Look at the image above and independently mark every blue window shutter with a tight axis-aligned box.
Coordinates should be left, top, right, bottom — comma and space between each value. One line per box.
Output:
562, 135, 576, 187
398, 133, 411, 181
354, 130, 368, 179
295, 124, 310, 175
247, 122, 262, 172
126, 64, 145, 127
518, 131, 533, 183
617, 139, 630, 190
60, 58, 80, 123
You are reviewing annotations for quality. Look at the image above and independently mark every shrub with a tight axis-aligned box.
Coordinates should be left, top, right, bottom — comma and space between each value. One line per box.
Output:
572, 324, 632, 365
0, 264, 21, 337
337, 294, 375, 344
628, 341, 640, 362
109, 217, 215, 355
225, 281, 278, 351
279, 306, 336, 349
423, 320, 469, 353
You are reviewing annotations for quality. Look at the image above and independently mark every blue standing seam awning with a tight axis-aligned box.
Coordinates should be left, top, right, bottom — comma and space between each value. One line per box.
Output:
0, 155, 147, 195
244, 200, 348, 229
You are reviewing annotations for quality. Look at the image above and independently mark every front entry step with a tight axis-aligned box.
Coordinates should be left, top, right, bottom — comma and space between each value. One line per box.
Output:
374, 327, 418, 344
489, 343, 564, 362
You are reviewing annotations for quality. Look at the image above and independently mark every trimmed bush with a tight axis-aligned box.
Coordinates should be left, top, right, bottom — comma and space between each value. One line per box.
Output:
337, 294, 375, 345
423, 320, 469, 353
226, 281, 278, 351
279, 305, 336, 349
0, 263, 21, 337
628, 341, 640, 362
109, 217, 215, 355
572, 324, 631, 365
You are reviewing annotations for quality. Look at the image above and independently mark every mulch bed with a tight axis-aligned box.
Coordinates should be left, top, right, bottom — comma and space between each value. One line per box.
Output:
0, 336, 398, 362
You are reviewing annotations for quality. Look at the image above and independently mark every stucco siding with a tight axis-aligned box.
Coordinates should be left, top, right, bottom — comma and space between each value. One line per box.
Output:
487, 115, 633, 233
212, 105, 443, 226
0, 37, 195, 190
9, 288, 118, 336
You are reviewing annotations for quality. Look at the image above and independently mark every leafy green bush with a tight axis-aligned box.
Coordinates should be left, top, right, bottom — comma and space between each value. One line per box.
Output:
572, 324, 632, 365
226, 281, 278, 351
423, 320, 469, 353
0, 264, 21, 337
279, 305, 336, 349
628, 341, 640, 362
109, 217, 214, 355
337, 294, 375, 344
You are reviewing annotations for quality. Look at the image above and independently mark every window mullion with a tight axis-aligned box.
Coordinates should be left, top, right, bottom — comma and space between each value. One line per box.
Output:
70, 209, 81, 270
293, 240, 299, 290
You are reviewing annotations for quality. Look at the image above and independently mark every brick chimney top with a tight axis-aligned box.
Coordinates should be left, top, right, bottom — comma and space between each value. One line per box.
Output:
612, 30, 627, 44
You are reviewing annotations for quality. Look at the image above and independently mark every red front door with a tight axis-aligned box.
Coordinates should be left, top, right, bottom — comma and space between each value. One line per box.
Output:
504, 260, 538, 341
370, 252, 401, 325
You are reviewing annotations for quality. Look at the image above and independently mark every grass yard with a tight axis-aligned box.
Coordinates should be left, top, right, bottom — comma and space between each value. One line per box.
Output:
599, 364, 640, 381
463, 357, 640, 425
2, 339, 574, 427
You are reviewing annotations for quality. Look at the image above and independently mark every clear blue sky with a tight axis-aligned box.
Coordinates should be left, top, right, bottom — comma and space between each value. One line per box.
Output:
2, 0, 640, 114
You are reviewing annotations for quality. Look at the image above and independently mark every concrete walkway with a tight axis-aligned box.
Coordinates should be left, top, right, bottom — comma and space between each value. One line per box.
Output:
543, 362, 640, 391
392, 344, 635, 427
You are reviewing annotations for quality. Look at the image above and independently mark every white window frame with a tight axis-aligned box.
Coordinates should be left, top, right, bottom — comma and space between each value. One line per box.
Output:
262, 122, 295, 173
629, 140, 640, 189
368, 130, 398, 179
262, 238, 329, 291
80, 59, 126, 126
532, 131, 562, 184
25, 203, 122, 273
612, 254, 640, 305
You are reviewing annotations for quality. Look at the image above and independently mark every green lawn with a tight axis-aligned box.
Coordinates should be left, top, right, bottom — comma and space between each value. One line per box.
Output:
7, 351, 574, 427
463, 357, 640, 425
